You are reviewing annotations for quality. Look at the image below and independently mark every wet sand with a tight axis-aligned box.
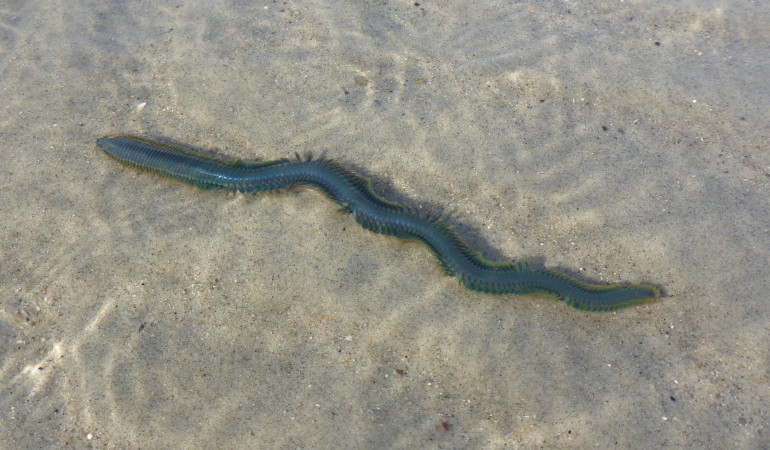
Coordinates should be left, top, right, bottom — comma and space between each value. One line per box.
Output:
1, 1, 768, 448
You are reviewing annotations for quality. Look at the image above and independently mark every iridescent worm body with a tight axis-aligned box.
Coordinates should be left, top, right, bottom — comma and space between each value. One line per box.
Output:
97, 135, 659, 311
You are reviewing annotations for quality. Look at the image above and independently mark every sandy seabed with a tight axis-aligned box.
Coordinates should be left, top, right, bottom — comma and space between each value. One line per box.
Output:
1, 1, 768, 448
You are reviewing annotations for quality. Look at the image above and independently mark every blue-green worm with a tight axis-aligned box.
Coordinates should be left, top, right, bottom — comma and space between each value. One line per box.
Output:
97, 135, 660, 311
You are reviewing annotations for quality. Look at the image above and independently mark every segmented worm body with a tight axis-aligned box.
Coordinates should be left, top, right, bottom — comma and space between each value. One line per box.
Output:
97, 135, 659, 311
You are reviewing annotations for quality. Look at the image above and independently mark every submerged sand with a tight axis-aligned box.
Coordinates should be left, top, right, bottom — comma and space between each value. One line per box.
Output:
1, 1, 768, 448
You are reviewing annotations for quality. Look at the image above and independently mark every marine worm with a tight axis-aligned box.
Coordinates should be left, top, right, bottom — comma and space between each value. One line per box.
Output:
97, 135, 659, 311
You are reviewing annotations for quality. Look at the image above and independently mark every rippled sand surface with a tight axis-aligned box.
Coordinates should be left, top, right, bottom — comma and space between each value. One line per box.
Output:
1, 2, 768, 447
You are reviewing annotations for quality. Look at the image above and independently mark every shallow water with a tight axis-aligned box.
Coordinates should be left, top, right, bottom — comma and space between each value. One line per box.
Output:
1, 1, 768, 447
